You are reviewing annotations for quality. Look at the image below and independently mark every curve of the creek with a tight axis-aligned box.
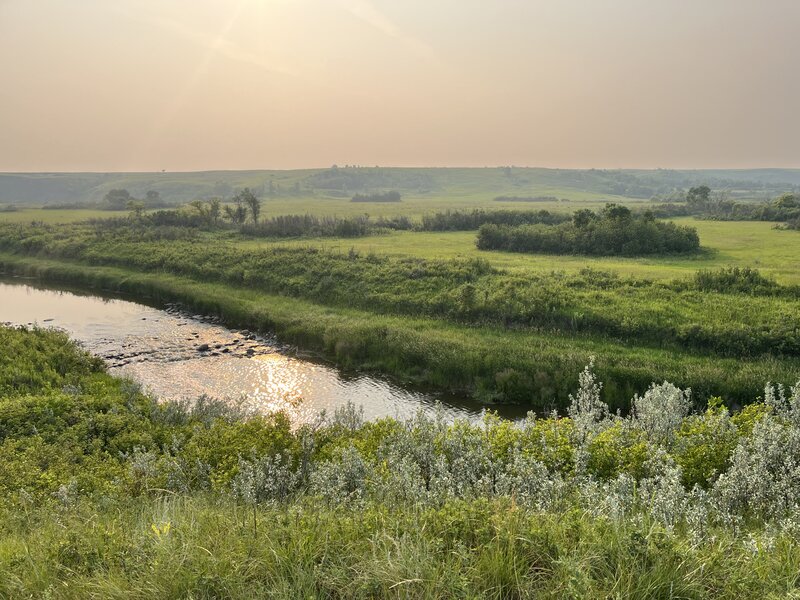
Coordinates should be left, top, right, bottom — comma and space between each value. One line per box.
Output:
0, 277, 529, 425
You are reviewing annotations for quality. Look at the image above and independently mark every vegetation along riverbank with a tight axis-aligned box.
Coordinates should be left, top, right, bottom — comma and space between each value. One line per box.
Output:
1, 210, 799, 409
2, 324, 800, 597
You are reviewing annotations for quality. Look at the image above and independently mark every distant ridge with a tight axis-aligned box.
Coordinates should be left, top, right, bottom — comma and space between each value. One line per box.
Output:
1, 167, 798, 206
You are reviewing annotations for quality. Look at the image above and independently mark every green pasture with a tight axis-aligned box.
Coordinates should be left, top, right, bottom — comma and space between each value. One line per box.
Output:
0, 208, 129, 223
4, 186, 798, 287
6, 202, 800, 283
235, 218, 800, 283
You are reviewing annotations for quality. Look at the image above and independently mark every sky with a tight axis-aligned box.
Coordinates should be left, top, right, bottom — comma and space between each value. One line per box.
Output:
1, 0, 799, 172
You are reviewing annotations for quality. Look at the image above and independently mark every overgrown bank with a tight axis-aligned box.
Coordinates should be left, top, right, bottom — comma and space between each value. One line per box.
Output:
3, 220, 800, 360
1, 253, 798, 410
2, 325, 800, 598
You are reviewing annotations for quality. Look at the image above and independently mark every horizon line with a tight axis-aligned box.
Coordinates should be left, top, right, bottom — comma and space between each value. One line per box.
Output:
2, 165, 800, 175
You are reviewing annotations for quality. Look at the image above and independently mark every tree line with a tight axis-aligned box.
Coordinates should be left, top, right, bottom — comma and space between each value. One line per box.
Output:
102, 189, 170, 211
652, 187, 800, 226
420, 209, 570, 231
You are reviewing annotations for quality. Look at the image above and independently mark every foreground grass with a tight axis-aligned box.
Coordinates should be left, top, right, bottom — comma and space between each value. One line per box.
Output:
2, 325, 800, 598
5, 496, 800, 599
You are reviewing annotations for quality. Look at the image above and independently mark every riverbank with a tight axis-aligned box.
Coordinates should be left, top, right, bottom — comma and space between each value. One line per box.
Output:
2, 324, 800, 598
1, 252, 797, 410
2, 277, 501, 423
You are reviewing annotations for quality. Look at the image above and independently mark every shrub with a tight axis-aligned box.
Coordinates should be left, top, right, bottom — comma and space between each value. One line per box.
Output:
477, 204, 701, 256
693, 267, 781, 295
420, 208, 569, 231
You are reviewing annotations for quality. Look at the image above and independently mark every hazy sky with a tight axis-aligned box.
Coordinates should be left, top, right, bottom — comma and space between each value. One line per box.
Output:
1, 0, 799, 171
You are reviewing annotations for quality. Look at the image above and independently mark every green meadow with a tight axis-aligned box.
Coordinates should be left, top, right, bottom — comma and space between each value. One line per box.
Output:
1, 203, 799, 408
2, 169, 800, 408
234, 217, 800, 283
0, 207, 129, 223
8, 201, 800, 284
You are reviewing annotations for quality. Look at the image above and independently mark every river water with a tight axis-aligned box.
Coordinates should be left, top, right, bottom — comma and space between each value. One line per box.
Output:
0, 278, 527, 424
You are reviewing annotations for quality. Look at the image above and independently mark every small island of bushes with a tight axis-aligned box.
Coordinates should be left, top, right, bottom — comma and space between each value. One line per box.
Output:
477, 203, 700, 256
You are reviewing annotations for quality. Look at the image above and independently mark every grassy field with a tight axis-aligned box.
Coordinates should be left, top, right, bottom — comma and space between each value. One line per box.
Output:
0, 207, 129, 223
6, 208, 800, 283
235, 218, 800, 283
0, 195, 632, 222
1, 198, 800, 407
244, 194, 633, 219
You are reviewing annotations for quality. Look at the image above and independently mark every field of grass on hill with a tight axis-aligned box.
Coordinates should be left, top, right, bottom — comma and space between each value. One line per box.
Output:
235, 218, 800, 283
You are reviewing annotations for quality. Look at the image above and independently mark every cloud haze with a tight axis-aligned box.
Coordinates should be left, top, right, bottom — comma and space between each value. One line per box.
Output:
0, 0, 798, 171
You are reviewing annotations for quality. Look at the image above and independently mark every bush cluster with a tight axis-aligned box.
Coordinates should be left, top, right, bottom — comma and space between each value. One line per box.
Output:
241, 214, 414, 237
477, 204, 701, 256
661, 190, 800, 223
420, 208, 569, 231
1, 325, 797, 523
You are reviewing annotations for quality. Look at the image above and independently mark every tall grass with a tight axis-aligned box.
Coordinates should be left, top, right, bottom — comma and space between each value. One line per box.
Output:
2, 254, 798, 409
2, 325, 800, 598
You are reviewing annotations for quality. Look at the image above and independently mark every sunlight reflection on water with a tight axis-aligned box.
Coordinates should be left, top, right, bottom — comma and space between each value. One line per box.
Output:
1, 279, 526, 424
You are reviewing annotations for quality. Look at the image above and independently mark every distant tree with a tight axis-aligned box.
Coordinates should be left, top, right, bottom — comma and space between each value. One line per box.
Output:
189, 200, 210, 225
775, 192, 798, 210
224, 205, 247, 225
712, 190, 730, 206
208, 198, 222, 226
104, 189, 132, 210
126, 200, 146, 218
687, 185, 711, 206
572, 208, 595, 229
601, 203, 631, 220
224, 192, 249, 225
234, 188, 261, 224
144, 190, 162, 206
